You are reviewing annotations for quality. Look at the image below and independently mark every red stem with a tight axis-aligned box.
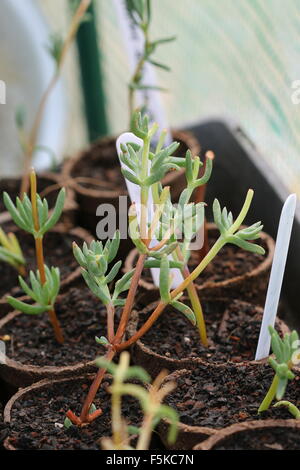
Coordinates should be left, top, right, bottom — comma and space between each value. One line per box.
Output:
113, 253, 147, 344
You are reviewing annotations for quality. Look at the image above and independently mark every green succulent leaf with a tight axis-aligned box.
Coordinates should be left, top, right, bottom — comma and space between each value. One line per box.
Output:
144, 259, 183, 269
81, 269, 111, 305
124, 366, 151, 383
95, 336, 110, 346
6, 296, 48, 315
3, 192, 28, 232
276, 378, 288, 401
170, 300, 196, 326
107, 231, 120, 263
148, 59, 171, 71
127, 425, 141, 436
226, 235, 265, 255
95, 356, 117, 375
64, 417, 73, 429
105, 261, 122, 284
18, 275, 37, 301
155, 405, 178, 444
47, 33, 64, 66
159, 255, 170, 303
213, 199, 223, 233
112, 299, 126, 307
3, 187, 65, 237
40, 188, 65, 235
121, 168, 141, 186
113, 270, 134, 298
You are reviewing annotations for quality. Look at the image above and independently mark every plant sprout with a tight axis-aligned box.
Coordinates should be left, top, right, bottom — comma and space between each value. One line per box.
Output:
0, 227, 25, 276
73, 233, 134, 344
91, 352, 178, 450
126, 0, 175, 121
273, 401, 300, 419
18, 0, 91, 197
258, 326, 299, 413
65, 113, 265, 427
3, 170, 66, 344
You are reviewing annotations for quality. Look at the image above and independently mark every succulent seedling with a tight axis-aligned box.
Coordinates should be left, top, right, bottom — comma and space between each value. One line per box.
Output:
94, 351, 178, 450
0, 227, 25, 276
73, 232, 134, 344
258, 326, 299, 413
126, 0, 175, 120
65, 114, 265, 427
3, 169, 65, 344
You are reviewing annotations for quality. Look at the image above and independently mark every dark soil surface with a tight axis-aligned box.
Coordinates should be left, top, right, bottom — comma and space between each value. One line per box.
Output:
70, 139, 127, 192
0, 230, 82, 301
70, 137, 187, 192
0, 286, 111, 367
0, 176, 59, 214
0, 403, 8, 450
213, 426, 300, 450
137, 299, 280, 364
164, 363, 300, 429
7, 376, 144, 450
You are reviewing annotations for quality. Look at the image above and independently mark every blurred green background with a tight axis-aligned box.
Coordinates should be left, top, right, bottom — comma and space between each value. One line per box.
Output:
35, 0, 300, 195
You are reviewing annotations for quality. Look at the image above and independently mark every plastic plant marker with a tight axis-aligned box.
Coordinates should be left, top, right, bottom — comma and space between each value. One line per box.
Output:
116, 133, 183, 288
255, 194, 297, 360
112, 0, 172, 145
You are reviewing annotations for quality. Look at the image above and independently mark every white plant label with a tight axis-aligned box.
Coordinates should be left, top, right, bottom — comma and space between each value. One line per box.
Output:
112, 0, 172, 145
116, 133, 183, 288
255, 193, 297, 360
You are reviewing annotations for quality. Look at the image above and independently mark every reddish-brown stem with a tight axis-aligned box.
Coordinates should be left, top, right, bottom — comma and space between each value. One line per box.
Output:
66, 410, 82, 426
79, 348, 116, 424
113, 253, 147, 344
115, 302, 167, 352
107, 303, 115, 344
68, 252, 148, 426
35, 238, 46, 283
18, 264, 26, 278
30, 171, 64, 344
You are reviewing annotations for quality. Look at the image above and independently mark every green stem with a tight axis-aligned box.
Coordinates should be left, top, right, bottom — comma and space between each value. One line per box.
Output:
129, 25, 149, 121
116, 190, 255, 352
116, 237, 226, 352
136, 413, 154, 450
183, 270, 207, 347
171, 189, 254, 299
170, 237, 226, 300
174, 247, 208, 347
140, 135, 151, 241
228, 189, 253, 234
112, 388, 123, 449
258, 374, 279, 413
274, 401, 300, 419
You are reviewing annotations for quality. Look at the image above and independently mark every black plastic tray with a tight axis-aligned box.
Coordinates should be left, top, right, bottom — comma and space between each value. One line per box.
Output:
189, 120, 299, 328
